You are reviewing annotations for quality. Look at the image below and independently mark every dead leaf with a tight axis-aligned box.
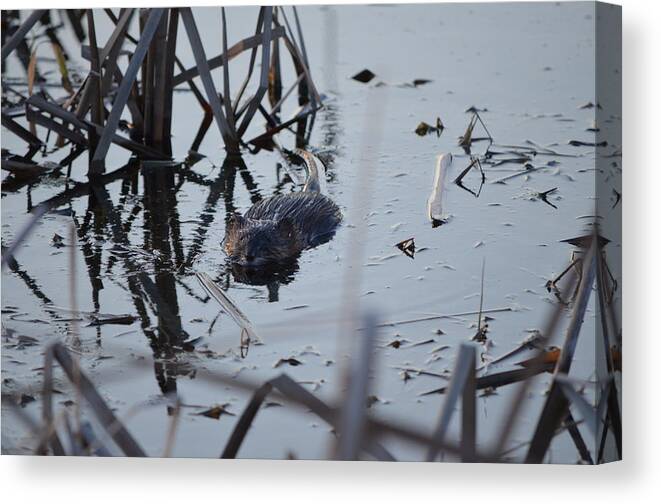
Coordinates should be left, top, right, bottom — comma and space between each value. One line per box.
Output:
395, 237, 415, 259
196, 404, 235, 420
352, 69, 376, 83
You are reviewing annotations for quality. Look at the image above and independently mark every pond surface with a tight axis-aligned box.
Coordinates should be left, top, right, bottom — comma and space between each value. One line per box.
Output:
1, 3, 621, 462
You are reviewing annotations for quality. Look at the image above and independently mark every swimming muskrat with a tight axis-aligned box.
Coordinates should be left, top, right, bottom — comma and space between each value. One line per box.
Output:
224, 150, 342, 267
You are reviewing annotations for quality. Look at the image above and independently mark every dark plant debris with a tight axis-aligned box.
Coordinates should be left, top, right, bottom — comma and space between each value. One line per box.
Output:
415, 117, 444, 137
395, 237, 416, 259
351, 69, 376, 83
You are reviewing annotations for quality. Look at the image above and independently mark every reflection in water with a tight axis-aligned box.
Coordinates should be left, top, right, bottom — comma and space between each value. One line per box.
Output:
229, 258, 299, 303
142, 163, 190, 396
3, 85, 342, 406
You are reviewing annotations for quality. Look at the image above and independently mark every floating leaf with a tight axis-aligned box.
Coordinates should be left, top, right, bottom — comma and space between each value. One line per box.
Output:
196, 404, 235, 420
395, 237, 416, 259
415, 117, 444, 137
537, 187, 559, 209
51, 233, 65, 248
352, 69, 376, 83
516, 346, 561, 368
274, 357, 303, 368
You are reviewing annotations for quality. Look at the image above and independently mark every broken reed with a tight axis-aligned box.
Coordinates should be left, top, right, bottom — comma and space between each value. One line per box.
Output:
2, 7, 320, 177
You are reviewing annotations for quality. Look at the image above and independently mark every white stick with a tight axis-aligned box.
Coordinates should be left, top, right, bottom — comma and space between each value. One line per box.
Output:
427, 153, 453, 225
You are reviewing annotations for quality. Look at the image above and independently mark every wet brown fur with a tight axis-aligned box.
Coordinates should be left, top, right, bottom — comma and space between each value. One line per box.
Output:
224, 191, 342, 266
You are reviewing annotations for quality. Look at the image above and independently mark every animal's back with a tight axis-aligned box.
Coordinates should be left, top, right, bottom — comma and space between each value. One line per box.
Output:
245, 191, 342, 248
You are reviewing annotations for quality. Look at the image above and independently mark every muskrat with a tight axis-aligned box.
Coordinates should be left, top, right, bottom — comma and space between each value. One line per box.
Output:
224, 150, 342, 267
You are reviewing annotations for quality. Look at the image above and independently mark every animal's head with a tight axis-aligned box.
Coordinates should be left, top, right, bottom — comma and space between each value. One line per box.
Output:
224, 214, 297, 267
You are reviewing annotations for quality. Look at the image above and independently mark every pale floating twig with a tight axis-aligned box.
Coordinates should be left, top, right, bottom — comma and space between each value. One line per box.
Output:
427, 153, 452, 227
196, 271, 261, 346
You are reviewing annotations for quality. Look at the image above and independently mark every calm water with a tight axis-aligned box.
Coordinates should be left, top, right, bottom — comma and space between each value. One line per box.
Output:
1, 3, 621, 462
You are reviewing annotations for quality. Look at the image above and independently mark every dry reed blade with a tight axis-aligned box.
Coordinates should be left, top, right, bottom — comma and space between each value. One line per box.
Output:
268, 8, 283, 110
1, 204, 48, 268
180, 7, 239, 152
491, 260, 578, 457
458, 114, 477, 148
564, 411, 594, 464
25, 108, 87, 146
51, 342, 146, 457
525, 242, 597, 463
231, 7, 266, 111
85, 9, 104, 172
64, 9, 86, 43
76, 9, 135, 119
461, 345, 477, 462
335, 312, 377, 460
420, 363, 553, 396
162, 398, 181, 457
27, 95, 168, 159
40, 345, 66, 455
269, 374, 395, 461
426, 343, 476, 461
236, 7, 273, 137
220, 8, 236, 136
555, 373, 610, 438
173, 29, 285, 87
221, 382, 273, 458
196, 271, 260, 345
476, 258, 486, 336
79, 421, 112, 457
364, 306, 512, 330
595, 250, 622, 456
190, 365, 473, 461
1, 10, 46, 61
90, 8, 166, 173
1, 112, 44, 147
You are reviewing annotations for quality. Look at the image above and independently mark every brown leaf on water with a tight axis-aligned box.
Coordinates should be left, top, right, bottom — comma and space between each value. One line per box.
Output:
415, 117, 444, 137
516, 346, 561, 369
415, 122, 433, 136
196, 404, 236, 420
352, 69, 376, 83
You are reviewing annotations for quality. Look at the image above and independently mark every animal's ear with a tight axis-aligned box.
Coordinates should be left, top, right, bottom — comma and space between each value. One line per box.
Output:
228, 213, 245, 230
276, 218, 294, 238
